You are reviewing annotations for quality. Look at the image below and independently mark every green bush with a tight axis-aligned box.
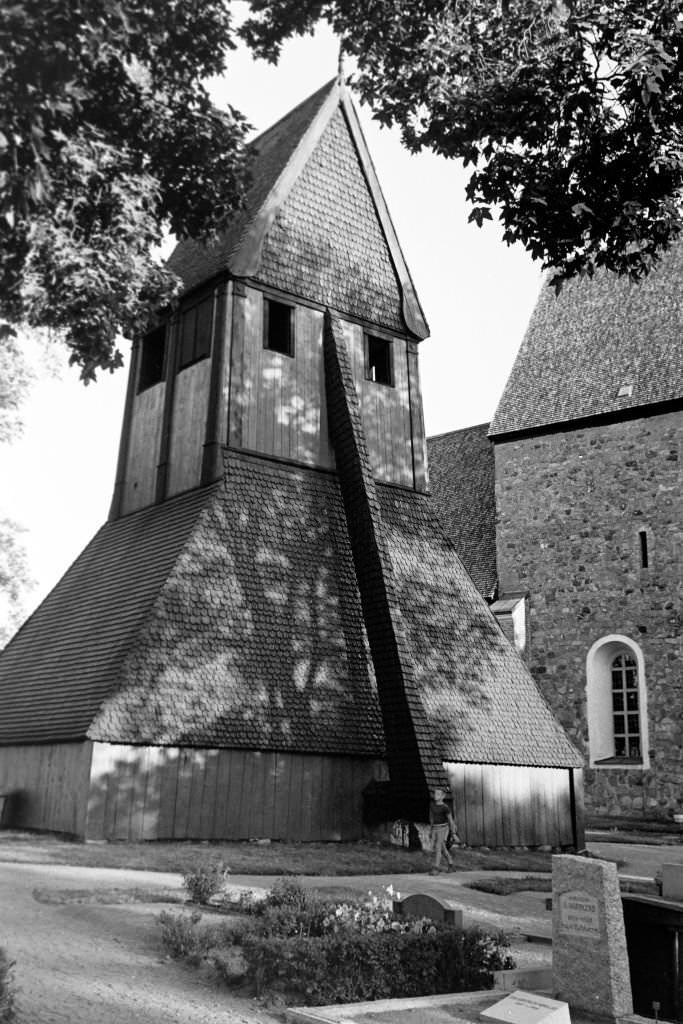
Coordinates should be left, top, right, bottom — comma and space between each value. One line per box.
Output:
158, 910, 235, 965
241, 926, 513, 1004
247, 878, 330, 938
0, 948, 15, 1023
158, 879, 515, 1005
183, 860, 229, 904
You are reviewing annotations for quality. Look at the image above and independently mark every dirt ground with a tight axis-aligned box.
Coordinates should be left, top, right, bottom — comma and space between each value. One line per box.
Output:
1, 862, 278, 1024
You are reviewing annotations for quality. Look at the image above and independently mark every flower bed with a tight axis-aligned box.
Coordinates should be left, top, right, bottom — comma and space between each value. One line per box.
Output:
159, 878, 514, 1005
0, 947, 15, 1023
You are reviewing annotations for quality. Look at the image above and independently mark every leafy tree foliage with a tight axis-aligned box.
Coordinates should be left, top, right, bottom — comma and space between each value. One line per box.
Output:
1, 0, 250, 379
0, 519, 33, 649
243, 0, 683, 287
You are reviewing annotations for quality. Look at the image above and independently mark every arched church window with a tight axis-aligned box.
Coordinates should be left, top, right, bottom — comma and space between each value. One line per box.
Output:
585, 636, 649, 769
610, 653, 641, 759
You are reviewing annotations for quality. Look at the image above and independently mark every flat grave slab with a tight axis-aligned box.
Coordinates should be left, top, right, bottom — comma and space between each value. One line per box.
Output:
480, 991, 570, 1024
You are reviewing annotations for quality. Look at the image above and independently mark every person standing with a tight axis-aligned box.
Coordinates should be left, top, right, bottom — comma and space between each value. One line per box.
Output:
429, 787, 458, 873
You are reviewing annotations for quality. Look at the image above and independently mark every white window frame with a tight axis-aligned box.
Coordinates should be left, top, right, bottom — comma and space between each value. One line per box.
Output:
585, 635, 650, 769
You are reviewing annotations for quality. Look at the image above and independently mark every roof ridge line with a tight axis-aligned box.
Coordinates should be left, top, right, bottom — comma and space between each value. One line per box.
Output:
246, 77, 338, 151
339, 91, 429, 340
231, 79, 342, 277
427, 422, 491, 440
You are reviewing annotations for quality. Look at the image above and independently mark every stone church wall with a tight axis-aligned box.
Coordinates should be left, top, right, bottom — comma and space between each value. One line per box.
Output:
495, 409, 682, 820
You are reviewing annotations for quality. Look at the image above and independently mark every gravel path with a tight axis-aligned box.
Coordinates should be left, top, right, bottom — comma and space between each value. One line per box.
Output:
1, 862, 278, 1024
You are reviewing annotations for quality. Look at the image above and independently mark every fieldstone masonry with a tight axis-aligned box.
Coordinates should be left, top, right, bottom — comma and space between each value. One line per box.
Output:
495, 410, 683, 819
552, 854, 633, 1019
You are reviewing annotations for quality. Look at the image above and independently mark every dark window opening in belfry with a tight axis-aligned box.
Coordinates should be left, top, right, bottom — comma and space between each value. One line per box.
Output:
265, 298, 294, 356
366, 334, 393, 386
138, 326, 166, 392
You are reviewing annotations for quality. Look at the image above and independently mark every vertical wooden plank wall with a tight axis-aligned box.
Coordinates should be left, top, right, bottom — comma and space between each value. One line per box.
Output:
341, 321, 413, 487
406, 340, 429, 493
229, 287, 334, 469
445, 762, 577, 847
87, 742, 388, 841
121, 384, 165, 513
167, 359, 212, 496
0, 742, 93, 836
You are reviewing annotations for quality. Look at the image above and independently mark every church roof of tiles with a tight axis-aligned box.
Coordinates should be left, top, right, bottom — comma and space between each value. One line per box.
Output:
0, 484, 218, 745
167, 79, 428, 339
491, 246, 683, 437
0, 453, 384, 758
426, 423, 497, 600
378, 485, 582, 771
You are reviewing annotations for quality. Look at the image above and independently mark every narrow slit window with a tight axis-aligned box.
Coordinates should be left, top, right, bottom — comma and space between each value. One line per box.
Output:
366, 334, 393, 386
639, 530, 649, 569
264, 299, 294, 356
138, 326, 166, 392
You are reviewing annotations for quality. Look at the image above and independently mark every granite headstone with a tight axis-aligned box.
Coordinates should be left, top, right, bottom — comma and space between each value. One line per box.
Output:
552, 854, 633, 1020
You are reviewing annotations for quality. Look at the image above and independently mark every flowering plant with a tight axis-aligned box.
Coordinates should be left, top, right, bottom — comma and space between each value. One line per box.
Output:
321, 885, 436, 936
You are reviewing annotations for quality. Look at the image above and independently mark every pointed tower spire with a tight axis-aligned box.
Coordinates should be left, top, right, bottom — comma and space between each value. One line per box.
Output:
337, 43, 345, 85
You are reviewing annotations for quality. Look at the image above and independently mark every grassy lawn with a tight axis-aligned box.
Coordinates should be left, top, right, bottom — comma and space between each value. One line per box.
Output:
0, 830, 553, 875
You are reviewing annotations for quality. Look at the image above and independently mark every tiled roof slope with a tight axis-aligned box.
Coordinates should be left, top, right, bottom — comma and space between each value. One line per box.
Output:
167, 82, 406, 333
167, 80, 334, 294
258, 106, 403, 331
427, 424, 497, 600
377, 486, 582, 769
491, 246, 683, 436
0, 486, 216, 744
90, 452, 385, 757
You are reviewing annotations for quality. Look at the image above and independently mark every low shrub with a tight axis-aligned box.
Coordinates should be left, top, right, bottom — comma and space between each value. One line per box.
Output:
0, 947, 15, 1023
247, 878, 330, 938
158, 909, 235, 964
183, 860, 229, 904
242, 926, 514, 1004
159, 879, 515, 1005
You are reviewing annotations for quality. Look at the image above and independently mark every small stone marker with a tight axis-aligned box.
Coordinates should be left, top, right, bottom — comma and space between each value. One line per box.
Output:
392, 892, 463, 927
480, 990, 570, 1024
552, 854, 633, 1020
661, 863, 683, 902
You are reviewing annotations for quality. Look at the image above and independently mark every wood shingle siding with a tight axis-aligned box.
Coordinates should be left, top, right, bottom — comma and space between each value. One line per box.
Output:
90, 451, 385, 757
0, 486, 216, 745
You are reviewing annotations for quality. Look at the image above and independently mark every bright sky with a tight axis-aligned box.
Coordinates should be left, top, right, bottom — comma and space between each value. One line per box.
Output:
1, 15, 544, 622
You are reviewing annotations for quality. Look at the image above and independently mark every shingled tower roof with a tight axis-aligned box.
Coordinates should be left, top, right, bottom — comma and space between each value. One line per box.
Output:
168, 78, 428, 339
491, 246, 683, 437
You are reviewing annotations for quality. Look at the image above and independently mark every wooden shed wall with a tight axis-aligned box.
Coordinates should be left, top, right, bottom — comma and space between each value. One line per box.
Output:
229, 288, 416, 487
446, 762, 576, 847
342, 321, 413, 487
0, 742, 93, 836
122, 383, 165, 514
87, 743, 388, 842
168, 359, 212, 497
229, 288, 334, 469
